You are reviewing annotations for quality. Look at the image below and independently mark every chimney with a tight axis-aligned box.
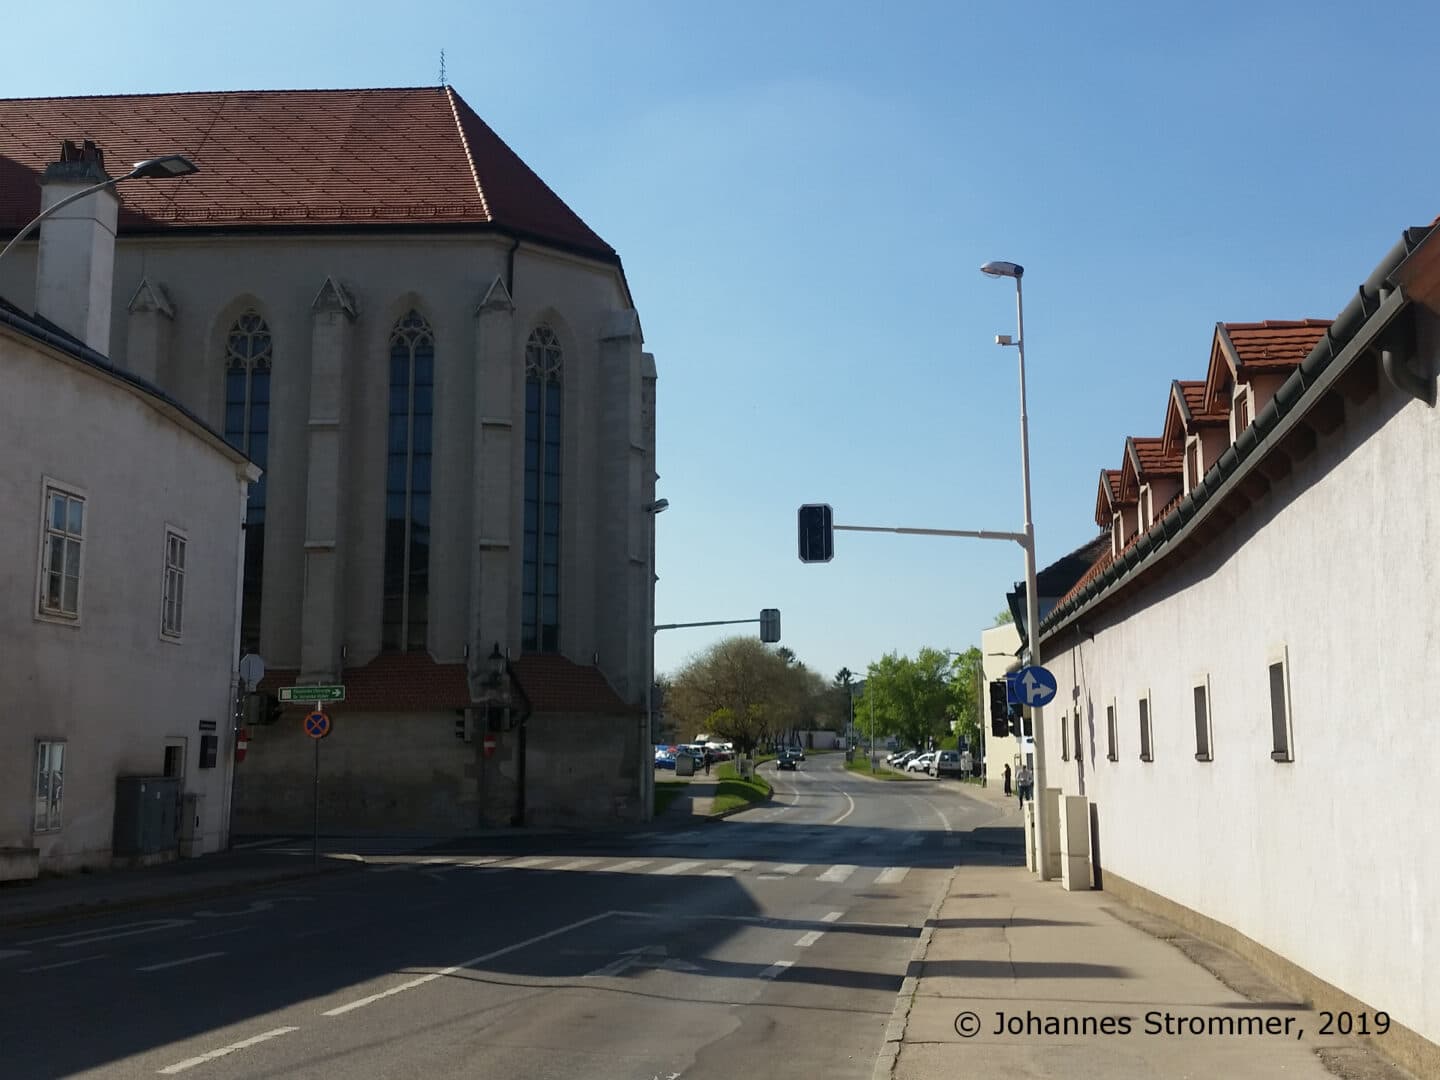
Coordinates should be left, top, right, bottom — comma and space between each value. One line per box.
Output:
35, 139, 118, 354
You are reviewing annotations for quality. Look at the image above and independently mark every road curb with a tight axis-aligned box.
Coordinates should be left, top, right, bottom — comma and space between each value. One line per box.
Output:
872, 862, 958, 1080
0, 860, 358, 930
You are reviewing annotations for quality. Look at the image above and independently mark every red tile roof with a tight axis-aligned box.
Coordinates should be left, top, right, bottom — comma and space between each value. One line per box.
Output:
258, 652, 470, 712
1064, 487, 1186, 608
513, 654, 637, 715
1224, 319, 1331, 372
255, 650, 636, 716
0, 87, 614, 259
1132, 436, 1182, 476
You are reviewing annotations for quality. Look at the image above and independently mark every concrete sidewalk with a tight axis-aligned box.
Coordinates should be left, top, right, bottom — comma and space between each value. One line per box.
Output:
879, 863, 1413, 1080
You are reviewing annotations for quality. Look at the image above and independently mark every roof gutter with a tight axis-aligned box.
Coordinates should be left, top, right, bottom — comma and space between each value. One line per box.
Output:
1038, 225, 1433, 649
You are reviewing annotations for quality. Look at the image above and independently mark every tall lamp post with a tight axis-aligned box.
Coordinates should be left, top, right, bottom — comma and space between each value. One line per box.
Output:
642, 498, 669, 821
980, 259, 1051, 881
0, 153, 199, 263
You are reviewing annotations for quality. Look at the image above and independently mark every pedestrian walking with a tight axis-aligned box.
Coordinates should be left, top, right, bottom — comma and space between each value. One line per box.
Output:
1002, 762, 1012, 796
1017, 763, 1033, 806
703, 748, 713, 776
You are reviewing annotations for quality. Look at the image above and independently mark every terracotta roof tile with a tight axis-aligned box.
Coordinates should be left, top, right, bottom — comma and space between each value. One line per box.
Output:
258, 652, 470, 712
513, 654, 637, 715
1224, 319, 1331, 373
1132, 436, 1179, 475
0, 86, 613, 258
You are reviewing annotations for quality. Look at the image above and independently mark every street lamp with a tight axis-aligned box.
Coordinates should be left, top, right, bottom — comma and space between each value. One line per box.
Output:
981, 258, 1051, 881
642, 497, 669, 821
0, 154, 199, 263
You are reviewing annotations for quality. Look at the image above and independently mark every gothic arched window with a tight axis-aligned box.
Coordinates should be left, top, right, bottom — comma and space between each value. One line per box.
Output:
383, 310, 435, 651
523, 325, 562, 652
223, 312, 272, 652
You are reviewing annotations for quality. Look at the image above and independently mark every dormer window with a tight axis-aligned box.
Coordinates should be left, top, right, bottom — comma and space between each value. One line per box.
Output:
1112, 513, 1123, 556
1233, 386, 1251, 440
1186, 437, 1203, 491
1139, 485, 1153, 528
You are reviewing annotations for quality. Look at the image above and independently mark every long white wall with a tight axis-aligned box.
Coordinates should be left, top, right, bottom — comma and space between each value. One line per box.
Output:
1037, 330, 1440, 1049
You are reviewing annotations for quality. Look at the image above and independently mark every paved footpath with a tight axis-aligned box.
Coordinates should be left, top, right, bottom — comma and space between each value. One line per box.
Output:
880, 860, 1416, 1080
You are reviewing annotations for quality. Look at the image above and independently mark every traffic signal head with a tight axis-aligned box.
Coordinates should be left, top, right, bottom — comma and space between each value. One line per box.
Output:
988, 680, 1009, 736
1008, 702, 1025, 738
797, 503, 834, 563
759, 608, 781, 643
264, 692, 284, 725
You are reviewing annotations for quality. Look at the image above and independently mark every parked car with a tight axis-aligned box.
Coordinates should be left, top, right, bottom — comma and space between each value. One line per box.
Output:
777, 750, 800, 771
934, 750, 963, 778
906, 752, 935, 773
888, 749, 917, 767
654, 749, 677, 770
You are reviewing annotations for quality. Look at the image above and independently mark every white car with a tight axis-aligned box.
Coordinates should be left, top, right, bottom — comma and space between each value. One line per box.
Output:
906, 752, 936, 773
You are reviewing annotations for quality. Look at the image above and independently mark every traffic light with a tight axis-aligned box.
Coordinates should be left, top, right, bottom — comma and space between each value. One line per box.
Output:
1022, 709, 1033, 739
988, 680, 1009, 737
759, 608, 781, 643
797, 503, 834, 563
1008, 702, 1027, 738
264, 692, 284, 725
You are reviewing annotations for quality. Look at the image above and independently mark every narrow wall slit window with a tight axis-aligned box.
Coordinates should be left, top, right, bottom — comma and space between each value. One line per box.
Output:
383, 310, 435, 652
1138, 695, 1152, 762
1060, 712, 1070, 760
1193, 680, 1212, 761
1106, 702, 1118, 761
523, 325, 563, 652
223, 312, 272, 652
1269, 652, 1293, 762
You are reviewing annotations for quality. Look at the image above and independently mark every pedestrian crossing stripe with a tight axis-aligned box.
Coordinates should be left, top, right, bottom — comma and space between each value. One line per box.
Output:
369, 857, 931, 886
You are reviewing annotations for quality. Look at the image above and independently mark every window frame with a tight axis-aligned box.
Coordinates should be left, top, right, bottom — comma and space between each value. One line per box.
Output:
1193, 675, 1213, 761
35, 478, 87, 625
1060, 710, 1070, 761
382, 310, 436, 652
1268, 645, 1294, 763
161, 526, 188, 641
1232, 385, 1251, 440
33, 738, 66, 833
1138, 690, 1153, 762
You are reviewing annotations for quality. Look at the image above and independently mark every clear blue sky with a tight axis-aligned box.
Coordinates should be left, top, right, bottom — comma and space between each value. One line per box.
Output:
8, 1, 1437, 684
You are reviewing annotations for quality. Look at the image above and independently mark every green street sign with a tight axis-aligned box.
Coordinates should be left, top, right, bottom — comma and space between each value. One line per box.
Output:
279, 685, 346, 703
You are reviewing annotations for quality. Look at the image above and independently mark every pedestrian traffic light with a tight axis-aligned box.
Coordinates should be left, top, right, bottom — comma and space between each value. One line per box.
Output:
989, 679, 1009, 737
797, 503, 834, 563
759, 608, 781, 643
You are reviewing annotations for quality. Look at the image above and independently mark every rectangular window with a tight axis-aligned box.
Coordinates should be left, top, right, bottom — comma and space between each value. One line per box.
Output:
1106, 702, 1118, 761
1061, 712, 1070, 761
1139, 487, 1152, 528
1234, 389, 1250, 438
1193, 679, 1212, 761
1187, 439, 1202, 490
34, 740, 65, 832
1269, 649, 1293, 762
162, 530, 187, 639
1138, 694, 1153, 762
1073, 711, 1082, 759
38, 484, 85, 619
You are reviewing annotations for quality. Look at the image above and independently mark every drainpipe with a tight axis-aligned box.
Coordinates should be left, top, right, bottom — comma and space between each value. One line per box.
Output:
1380, 309, 1433, 405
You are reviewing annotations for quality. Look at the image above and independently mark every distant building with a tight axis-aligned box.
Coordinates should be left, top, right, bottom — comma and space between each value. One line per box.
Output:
0, 140, 254, 877
1025, 223, 1440, 1077
0, 87, 657, 829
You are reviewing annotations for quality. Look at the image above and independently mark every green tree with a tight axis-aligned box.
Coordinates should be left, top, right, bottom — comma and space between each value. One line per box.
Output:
994, 608, 1014, 626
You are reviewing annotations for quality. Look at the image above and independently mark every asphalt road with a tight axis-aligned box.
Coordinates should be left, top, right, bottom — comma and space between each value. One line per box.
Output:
0, 755, 1016, 1080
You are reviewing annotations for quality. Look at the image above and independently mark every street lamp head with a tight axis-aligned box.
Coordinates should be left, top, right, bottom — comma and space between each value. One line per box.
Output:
995, 334, 1014, 347
127, 155, 199, 180
644, 498, 669, 514
980, 260, 1024, 279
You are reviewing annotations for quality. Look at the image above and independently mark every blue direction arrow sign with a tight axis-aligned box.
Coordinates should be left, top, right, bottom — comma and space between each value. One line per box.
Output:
1007, 665, 1057, 708
304, 711, 332, 740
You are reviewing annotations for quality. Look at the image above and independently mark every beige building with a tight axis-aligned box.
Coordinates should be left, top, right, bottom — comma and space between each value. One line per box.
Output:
0, 141, 255, 876
1026, 222, 1440, 1077
0, 86, 658, 830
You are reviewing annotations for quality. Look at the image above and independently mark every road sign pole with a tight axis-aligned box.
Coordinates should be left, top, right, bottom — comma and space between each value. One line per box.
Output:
312, 714, 320, 868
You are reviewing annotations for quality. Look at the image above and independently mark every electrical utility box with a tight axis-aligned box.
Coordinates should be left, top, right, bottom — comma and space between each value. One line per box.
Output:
113, 776, 181, 857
